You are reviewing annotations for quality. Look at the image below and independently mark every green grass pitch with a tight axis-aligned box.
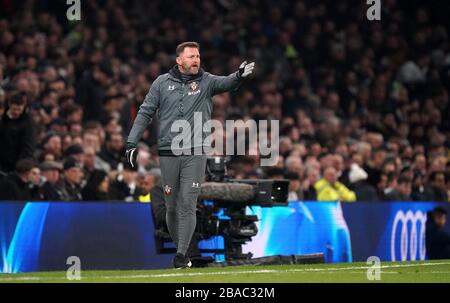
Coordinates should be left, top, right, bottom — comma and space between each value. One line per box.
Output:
1, 260, 450, 283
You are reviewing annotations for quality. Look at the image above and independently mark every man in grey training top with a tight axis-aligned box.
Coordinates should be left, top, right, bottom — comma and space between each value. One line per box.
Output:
125, 41, 255, 268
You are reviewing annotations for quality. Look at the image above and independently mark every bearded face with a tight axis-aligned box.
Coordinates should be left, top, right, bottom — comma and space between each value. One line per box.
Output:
176, 47, 201, 75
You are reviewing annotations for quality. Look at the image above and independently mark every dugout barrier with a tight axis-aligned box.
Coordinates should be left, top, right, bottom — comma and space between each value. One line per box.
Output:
1, 201, 449, 273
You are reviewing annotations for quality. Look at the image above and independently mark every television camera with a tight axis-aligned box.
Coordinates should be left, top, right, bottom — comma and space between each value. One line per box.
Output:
196, 156, 289, 260
154, 156, 289, 262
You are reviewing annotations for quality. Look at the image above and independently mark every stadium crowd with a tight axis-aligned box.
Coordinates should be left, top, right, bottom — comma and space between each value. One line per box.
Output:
0, 0, 449, 202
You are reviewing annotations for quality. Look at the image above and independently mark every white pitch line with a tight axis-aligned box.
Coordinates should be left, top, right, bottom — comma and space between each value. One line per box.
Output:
1, 261, 450, 282
0, 277, 42, 281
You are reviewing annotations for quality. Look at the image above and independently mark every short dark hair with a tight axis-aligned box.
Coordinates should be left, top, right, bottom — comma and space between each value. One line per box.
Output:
61, 103, 82, 118
430, 171, 444, 182
285, 172, 300, 180
433, 207, 448, 217
105, 131, 122, 142
176, 41, 200, 56
94, 60, 114, 78
15, 158, 35, 175
386, 172, 398, 183
8, 92, 27, 106
397, 175, 412, 185
266, 167, 285, 178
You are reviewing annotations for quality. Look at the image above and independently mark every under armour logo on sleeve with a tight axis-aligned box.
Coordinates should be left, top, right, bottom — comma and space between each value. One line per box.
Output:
192, 182, 200, 188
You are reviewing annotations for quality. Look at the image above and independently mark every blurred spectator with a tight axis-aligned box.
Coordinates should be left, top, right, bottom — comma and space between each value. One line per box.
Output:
75, 61, 113, 122
99, 131, 124, 170
0, 92, 35, 172
446, 172, 450, 202
411, 171, 434, 201
55, 158, 83, 201
109, 163, 137, 201
82, 145, 96, 181
303, 167, 320, 200
82, 131, 102, 153
383, 172, 398, 199
83, 143, 111, 174
135, 170, 158, 203
40, 160, 64, 201
0, 158, 35, 200
384, 175, 413, 201
284, 156, 304, 179
286, 172, 303, 202
40, 133, 62, 161
428, 171, 448, 202
348, 163, 378, 201
136, 144, 154, 171
412, 154, 427, 176
29, 165, 43, 200
314, 166, 356, 202
426, 207, 450, 260
374, 172, 389, 201
64, 144, 84, 163
81, 169, 111, 201
265, 167, 285, 180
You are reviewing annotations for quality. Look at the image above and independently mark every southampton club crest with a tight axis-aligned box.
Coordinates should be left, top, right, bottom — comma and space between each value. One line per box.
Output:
164, 185, 172, 196
188, 81, 201, 96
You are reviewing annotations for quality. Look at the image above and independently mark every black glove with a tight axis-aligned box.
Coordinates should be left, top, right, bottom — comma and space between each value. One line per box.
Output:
238, 61, 255, 78
125, 144, 137, 168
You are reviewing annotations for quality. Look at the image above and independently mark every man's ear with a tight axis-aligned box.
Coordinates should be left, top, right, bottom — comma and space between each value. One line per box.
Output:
176, 56, 181, 65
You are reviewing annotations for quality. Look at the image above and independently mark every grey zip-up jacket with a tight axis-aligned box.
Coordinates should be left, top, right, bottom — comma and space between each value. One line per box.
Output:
127, 65, 244, 155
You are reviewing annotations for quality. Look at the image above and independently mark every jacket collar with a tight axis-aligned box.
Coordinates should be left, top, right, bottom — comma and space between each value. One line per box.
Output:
168, 65, 204, 83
